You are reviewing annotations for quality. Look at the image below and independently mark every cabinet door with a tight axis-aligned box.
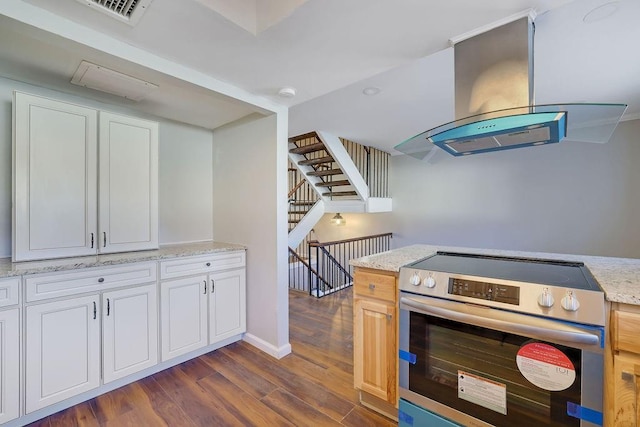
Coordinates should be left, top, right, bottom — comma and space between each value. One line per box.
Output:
0, 308, 20, 424
209, 269, 246, 344
160, 276, 208, 361
98, 112, 158, 253
25, 295, 101, 413
613, 354, 640, 426
103, 284, 158, 383
13, 91, 98, 261
354, 298, 396, 404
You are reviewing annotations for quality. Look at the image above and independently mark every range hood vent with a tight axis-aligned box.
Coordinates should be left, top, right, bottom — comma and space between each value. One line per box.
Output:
395, 12, 627, 158
75, 0, 154, 26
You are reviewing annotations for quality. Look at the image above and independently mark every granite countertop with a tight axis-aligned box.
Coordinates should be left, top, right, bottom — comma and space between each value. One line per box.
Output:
0, 241, 246, 278
350, 244, 640, 305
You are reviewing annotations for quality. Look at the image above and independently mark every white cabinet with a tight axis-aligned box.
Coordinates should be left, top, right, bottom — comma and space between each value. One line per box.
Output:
209, 269, 246, 343
103, 284, 158, 383
25, 295, 101, 413
98, 112, 158, 253
160, 275, 208, 360
12, 91, 158, 261
13, 92, 98, 261
159, 252, 246, 361
0, 308, 20, 424
24, 265, 158, 413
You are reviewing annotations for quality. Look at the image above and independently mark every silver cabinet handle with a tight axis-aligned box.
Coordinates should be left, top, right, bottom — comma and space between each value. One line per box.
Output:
206, 262, 211, 267
93, 301, 97, 320
203, 280, 207, 294
91, 233, 94, 248
98, 277, 104, 283
369, 283, 376, 290
386, 313, 392, 321
103, 232, 107, 247
211, 280, 215, 294
106, 298, 110, 316
400, 296, 601, 347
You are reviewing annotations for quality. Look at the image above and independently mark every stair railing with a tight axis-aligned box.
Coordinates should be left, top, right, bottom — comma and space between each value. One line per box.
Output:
290, 233, 392, 297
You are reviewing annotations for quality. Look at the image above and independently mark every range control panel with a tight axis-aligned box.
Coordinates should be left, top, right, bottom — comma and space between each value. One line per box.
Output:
448, 278, 520, 305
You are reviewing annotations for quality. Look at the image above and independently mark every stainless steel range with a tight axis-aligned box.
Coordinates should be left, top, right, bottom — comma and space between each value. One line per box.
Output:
398, 252, 606, 427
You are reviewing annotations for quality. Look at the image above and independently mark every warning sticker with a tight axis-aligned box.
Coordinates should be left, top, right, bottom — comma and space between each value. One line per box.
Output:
516, 342, 576, 391
458, 371, 507, 415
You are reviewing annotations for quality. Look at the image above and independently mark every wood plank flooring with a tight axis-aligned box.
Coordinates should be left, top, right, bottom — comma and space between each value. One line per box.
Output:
28, 289, 397, 427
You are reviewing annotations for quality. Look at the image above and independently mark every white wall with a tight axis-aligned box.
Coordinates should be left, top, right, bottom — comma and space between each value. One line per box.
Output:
389, 119, 640, 258
313, 212, 393, 243
0, 76, 215, 257
212, 113, 290, 357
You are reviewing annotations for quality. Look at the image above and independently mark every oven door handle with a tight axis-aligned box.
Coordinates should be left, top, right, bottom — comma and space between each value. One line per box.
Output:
400, 296, 601, 348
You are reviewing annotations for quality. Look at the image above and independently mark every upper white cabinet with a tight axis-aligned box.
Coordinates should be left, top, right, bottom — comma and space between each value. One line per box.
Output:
12, 91, 158, 261
98, 112, 158, 253
13, 92, 98, 261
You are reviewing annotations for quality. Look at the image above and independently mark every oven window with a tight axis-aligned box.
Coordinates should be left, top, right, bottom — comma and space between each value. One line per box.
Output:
409, 311, 581, 427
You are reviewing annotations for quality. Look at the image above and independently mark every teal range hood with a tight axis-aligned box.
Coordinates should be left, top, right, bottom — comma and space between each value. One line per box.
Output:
395, 14, 628, 159
429, 111, 566, 156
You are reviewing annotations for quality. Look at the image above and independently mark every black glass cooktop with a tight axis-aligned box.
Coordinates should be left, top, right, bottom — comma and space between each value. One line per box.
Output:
408, 252, 602, 292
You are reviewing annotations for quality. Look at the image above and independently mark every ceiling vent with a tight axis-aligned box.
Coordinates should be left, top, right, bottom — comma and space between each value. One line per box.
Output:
71, 60, 158, 101
75, 0, 154, 26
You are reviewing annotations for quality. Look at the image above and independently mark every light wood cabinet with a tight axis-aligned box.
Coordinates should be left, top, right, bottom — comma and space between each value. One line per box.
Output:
609, 306, 640, 426
0, 308, 20, 424
159, 252, 246, 362
353, 267, 398, 418
12, 91, 158, 261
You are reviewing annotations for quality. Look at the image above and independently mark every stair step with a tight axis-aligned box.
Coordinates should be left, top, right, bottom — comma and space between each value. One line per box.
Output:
288, 219, 301, 224
322, 191, 358, 197
288, 210, 309, 215
298, 156, 334, 166
289, 142, 325, 155
315, 180, 351, 188
290, 201, 316, 206
308, 169, 343, 177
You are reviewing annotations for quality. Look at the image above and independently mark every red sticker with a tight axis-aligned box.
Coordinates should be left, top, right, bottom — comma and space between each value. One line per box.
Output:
516, 343, 576, 391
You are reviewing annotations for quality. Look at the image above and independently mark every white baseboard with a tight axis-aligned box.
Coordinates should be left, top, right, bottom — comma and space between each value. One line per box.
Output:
243, 333, 292, 359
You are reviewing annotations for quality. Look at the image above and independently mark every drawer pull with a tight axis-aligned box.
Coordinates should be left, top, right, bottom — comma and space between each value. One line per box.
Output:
386, 313, 393, 321
369, 284, 376, 290
98, 277, 105, 283
206, 262, 211, 267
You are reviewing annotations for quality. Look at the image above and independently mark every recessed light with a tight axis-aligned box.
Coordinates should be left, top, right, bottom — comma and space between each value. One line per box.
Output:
362, 87, 381, 96
278, 87, 296, 98
583, 1, 620, 23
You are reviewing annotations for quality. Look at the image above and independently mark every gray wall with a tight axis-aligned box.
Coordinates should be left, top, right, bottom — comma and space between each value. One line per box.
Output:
0, 76, 215, 257
389, 119, 640, 258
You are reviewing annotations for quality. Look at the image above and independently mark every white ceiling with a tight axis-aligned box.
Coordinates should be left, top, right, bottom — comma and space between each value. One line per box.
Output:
2, 0, 639, 154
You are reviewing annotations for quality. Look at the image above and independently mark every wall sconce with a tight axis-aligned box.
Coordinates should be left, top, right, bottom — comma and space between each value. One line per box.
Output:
331, 213, 346, 226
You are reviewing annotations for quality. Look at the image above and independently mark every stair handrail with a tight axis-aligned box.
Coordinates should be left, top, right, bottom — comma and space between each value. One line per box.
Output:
308, 232, 393, 248
288, 247, 333, 290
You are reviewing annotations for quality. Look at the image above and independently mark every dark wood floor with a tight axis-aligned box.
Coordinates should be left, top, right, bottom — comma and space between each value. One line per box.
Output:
28, 289, 397, 426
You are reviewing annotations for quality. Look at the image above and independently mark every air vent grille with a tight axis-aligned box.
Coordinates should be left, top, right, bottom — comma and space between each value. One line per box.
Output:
76, 0, 153, 25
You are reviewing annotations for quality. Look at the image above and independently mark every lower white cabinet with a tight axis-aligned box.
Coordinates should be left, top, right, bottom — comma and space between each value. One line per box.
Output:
25, 285, 158, 413
0, 308, 20, 424
25, 295, 101, 413
103, 284, 158, 383
160, 268, 246, 361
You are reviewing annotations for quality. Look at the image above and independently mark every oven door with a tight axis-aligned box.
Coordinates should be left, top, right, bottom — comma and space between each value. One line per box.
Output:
399, 293, 605, 427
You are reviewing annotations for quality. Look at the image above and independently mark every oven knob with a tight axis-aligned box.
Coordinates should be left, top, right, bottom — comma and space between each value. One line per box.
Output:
424, 276, 436, 288
409, 273, 421, 286
537, 288, 555, 308
561, 291, 580, 311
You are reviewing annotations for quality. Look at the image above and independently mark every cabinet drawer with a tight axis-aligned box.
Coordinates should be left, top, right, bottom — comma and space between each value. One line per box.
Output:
614, 310, 640, 353
25, 262, 157, 302
354, 270, 396, 303
160, 251, 246, 279
0, 277, 20, 308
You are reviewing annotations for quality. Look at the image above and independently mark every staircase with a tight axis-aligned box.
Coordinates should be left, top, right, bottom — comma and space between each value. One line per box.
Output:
287, 131, 392, 249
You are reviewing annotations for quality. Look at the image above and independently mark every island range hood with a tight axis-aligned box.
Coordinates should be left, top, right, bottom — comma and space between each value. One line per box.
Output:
395, 12, 627, 158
